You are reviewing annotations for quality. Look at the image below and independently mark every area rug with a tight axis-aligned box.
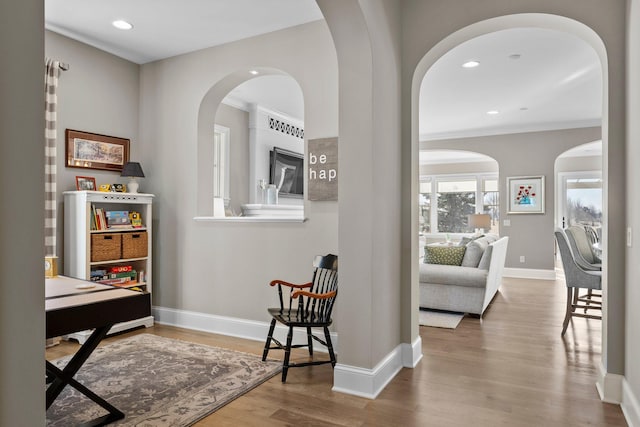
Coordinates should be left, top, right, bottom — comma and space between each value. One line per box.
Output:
419, 309, 465, 329
46, 334, 282, 426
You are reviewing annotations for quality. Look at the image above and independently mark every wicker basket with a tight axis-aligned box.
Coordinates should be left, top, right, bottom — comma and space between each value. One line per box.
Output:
91, 233, 122, 262
122, 231, 148, 259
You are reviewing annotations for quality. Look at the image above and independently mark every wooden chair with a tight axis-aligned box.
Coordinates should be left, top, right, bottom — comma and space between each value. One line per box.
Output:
262, 254, 338, 382
555, 229, 601, 336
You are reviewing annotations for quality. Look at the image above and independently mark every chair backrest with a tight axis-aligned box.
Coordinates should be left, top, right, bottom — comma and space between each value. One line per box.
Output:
305, 254, 338, 321
583, 225, 599, 245
565, 225, 599, 266
555, 229, 601, 290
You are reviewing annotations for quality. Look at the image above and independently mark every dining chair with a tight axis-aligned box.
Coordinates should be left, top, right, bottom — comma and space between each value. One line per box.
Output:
565, 225, 601, 270
555, 229, 602, 336
262, 254, 338, 382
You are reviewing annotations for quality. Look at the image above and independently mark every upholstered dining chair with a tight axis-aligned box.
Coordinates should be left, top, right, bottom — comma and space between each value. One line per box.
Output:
555, 229, 602, 336
262, 254, 338, 382
565, 225, 602, 271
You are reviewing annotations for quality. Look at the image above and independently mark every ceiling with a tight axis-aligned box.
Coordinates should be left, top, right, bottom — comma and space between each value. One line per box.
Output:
45, 1, 603, 159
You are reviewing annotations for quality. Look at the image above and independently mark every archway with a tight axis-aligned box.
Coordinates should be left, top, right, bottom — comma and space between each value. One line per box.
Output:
196, 69, 304, 217
410, 13, 610, 391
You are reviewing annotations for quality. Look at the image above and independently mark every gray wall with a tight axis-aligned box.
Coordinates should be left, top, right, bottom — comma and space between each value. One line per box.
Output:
318, 0, 404, 369
626, 0, 640, 415
138, 21, 339, 320
45, 30, 141, 270
0, 0, 45, 424
423, 127, 601, 270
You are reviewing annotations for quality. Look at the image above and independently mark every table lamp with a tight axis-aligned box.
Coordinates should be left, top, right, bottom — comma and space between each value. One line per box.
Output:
468, 213, 491, 235
121, 162, 145, 193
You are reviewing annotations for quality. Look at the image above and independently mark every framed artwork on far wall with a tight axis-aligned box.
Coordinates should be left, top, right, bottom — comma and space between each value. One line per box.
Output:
507, 175, 545, 214
65, 129, 130, 172
75, 176, 97, 191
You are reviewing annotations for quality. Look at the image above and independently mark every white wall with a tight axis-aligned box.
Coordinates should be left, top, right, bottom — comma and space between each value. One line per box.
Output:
138, 21, 339, 322
0, 0, 45, 423
248, 106, 304, 205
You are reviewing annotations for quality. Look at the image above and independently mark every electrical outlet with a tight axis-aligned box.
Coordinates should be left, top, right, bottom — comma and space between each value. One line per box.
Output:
519, 255, 525, 263
628, 227, 633, 247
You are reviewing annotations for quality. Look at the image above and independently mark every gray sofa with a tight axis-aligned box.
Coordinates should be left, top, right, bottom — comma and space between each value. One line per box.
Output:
419, 235, 509, 316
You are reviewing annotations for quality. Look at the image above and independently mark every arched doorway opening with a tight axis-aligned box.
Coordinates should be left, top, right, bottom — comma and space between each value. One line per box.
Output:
196, 69, 305, 217
411, 14, 608, 363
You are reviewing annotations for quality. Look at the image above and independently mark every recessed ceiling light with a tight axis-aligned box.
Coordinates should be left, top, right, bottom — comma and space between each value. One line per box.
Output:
509, 54, 522, 60
462, 61, 480, 68
486, 110, 500, 115
520, 107, 529, 111
112, 20, 133, 30
249, 70, 259, 75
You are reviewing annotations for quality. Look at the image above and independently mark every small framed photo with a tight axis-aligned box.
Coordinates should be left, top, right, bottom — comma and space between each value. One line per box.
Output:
507, 175, 545, 214
75, 176, 97, 191
111, 183, 126, 193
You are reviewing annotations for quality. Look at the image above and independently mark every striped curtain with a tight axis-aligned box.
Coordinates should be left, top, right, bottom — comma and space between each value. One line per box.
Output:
45, 59, 61, 257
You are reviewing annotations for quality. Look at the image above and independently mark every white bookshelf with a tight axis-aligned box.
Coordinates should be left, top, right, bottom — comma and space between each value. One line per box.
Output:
63, 191, 154, 343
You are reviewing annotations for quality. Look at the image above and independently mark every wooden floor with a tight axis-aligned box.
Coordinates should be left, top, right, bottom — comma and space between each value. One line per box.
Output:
46, 274, 627, 426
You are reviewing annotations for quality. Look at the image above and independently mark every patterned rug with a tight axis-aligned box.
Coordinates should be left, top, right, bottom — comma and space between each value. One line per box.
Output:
46, 334, 282, 426
419, 309, 465, 329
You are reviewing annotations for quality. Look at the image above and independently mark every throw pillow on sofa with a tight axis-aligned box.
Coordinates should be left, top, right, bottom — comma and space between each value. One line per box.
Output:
424, 246, 466, 266
461, 237, 490, 267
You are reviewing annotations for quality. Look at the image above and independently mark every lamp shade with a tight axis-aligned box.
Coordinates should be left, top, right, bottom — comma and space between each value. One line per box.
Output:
121, 162, 145, 178
468, 213, 491, 230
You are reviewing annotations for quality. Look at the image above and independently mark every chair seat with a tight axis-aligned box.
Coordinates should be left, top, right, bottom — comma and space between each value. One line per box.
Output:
267, 307, 333, 327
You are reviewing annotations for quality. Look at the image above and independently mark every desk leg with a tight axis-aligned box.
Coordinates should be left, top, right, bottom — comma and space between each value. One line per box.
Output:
46, 325, 125, 426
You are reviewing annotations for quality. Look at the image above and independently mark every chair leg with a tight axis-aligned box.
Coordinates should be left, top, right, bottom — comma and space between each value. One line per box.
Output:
307, 327, 314, 357
262, 319, 276, 361
562, 287, 574, 337
584, 289, 593, 313
282, 326, 294, 382
324, 326, 336, 367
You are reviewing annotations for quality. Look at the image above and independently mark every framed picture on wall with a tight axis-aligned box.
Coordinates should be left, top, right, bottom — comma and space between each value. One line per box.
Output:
507, 175, 545, 214
65, 129, 130, 172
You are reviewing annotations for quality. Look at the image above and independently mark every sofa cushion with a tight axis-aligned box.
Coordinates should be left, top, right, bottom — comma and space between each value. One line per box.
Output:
419, 263, 488, 288
424, 246, 466, 266
461, 237, 490, 267
458, 234, 483, 246
477, 244, 493, 270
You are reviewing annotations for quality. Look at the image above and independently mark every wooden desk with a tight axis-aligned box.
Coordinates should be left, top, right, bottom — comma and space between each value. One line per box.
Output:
46, 276, 151, 426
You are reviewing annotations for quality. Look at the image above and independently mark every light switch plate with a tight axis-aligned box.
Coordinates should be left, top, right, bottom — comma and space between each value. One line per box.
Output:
503, 219, 511, 226
628, 227, 632, 247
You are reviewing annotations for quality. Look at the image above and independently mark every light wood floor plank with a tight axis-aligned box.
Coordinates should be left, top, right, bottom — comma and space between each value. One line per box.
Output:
46, 274, 627, 426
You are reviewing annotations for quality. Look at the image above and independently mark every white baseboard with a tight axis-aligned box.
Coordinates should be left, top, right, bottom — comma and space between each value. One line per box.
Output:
152, 306, 338, 354
596, 361, 623, 403
332, 344, 404, 399
503, 267, 556, 280
401, 336, 422, 368
623, 378, 640, 427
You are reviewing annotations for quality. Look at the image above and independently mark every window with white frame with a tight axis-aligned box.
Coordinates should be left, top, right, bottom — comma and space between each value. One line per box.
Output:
213, 125, 230, 206
419, 173, 499, 234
